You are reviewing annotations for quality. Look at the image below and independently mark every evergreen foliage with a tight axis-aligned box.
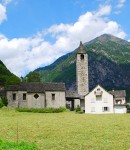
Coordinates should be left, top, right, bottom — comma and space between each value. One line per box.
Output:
25, 71, 41, 82
0, 60, 20, 86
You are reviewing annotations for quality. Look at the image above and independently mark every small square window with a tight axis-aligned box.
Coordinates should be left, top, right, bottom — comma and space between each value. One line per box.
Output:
103, 107, 109, 112
52, 94, 55, 100
91, 98, 95, 103
91, 107, 95, 112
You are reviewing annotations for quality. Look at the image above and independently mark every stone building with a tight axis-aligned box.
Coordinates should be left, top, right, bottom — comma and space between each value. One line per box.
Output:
7, 82, 66, 108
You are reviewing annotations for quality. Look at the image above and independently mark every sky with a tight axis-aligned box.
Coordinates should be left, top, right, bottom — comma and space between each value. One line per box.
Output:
0, 0, 130, 77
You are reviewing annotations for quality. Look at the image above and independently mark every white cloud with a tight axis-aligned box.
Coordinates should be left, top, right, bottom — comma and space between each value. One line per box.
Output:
0, 0, 12, 24
2, 0, 12, 6
0, 5, 127, 76
116, 0, 126, 8
96, 5, 111, 16
0, 3, 7, 24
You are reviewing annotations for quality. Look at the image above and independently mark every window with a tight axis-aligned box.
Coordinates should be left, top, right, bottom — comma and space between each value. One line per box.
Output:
115, 99, 122, 104
52, 94, 55, 100
23, 93, 26, 100
104, 98, 107, 103
34, 94, 39, 99
96, 95, 102, 101
103, 107, 109, 112
13, 93, 16, 100
91, 107, 95, 112
80, 54, 84, 60
91, 98, 95, 103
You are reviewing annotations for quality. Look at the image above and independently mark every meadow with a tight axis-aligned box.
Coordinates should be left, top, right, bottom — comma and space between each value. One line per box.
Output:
0, 107, 130, 150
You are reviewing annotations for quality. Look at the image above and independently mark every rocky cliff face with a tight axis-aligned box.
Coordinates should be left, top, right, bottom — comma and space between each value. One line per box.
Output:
35, 34, 130, 91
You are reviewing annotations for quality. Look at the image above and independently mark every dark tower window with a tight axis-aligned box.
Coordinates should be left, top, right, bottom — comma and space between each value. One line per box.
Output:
80, 54, 84, 60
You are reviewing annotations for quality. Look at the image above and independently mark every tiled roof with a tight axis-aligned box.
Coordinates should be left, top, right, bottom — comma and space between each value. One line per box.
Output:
109, 90, 126, 98
7, 82, 66, 92
66, 90, 80, 98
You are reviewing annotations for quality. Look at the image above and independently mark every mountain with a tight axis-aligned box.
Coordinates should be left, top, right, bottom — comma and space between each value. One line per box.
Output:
35, 34, 130, 98
0, 60, 20, 86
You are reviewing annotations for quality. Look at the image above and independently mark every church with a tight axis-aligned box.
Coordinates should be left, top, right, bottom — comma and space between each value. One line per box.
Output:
67, 41, 127, 113
6, 42, 127, 113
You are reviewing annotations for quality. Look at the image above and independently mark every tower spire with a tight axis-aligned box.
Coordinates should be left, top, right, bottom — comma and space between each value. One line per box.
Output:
77, 41, 86, 54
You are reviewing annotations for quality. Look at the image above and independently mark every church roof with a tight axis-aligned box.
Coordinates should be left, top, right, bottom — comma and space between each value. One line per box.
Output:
77, 41, 86, 54
7, 82, 66, 93
66, 90, 80, 99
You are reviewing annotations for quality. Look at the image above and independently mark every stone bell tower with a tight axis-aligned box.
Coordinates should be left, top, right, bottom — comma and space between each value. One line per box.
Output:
76, 41, 89, 96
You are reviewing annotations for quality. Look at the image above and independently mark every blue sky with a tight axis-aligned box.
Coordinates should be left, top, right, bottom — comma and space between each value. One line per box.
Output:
0, 0, 129, 76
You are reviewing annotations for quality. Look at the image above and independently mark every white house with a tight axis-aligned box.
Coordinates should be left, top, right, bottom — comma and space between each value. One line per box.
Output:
109, 90, 127, 113
85, 85, 114, 114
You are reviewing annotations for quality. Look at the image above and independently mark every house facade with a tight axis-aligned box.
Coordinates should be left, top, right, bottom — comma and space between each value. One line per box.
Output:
109, 90, 127, 113
7, 82, 66, 108
85, 85, 127, 114
85, 85, 114, 114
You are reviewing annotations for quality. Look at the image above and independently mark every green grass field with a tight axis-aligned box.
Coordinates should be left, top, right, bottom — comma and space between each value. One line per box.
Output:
0, 107, 130, 150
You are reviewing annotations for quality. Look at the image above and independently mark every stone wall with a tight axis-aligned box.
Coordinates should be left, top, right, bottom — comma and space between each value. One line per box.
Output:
46, 91, 66, 108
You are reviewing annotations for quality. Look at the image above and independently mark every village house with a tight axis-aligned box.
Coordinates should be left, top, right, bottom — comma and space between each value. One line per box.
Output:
7, 82, 66, 108
109, 90, 127, 113
85, 85, 114, 114
85, 85, 127, 114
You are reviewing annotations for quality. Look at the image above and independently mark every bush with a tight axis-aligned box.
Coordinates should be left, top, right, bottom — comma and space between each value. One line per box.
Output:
0, 139, 37, 150
0, 96, 8, 108
0, 100, 4, 108
15, 107, 67, 113
1, 96, 8, 106
75, 105, 81, 112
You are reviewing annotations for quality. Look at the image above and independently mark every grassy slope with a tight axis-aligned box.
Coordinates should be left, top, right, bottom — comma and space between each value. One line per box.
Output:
0, 108, 130, 150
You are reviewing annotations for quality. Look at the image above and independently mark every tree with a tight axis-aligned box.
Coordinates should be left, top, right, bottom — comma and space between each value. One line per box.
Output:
26, 72, 41, 82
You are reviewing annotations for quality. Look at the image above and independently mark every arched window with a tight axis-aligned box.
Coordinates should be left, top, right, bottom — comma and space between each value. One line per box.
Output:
80, 54, 84, 60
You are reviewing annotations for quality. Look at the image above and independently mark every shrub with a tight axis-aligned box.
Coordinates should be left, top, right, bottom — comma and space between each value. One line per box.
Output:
75, 105, 81, 112
0, 100, 4, 108
15, 107, 67, 113
1, 96, 8, 106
